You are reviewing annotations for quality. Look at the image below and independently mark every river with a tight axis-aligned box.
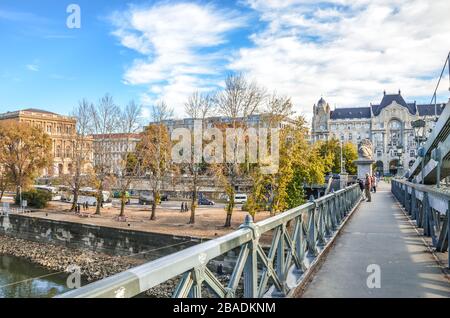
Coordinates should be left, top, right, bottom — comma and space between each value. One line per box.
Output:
0, 255, 70, 298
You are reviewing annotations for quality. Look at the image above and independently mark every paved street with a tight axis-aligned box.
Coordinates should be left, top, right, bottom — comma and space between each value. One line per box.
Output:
303, 181, 450, 298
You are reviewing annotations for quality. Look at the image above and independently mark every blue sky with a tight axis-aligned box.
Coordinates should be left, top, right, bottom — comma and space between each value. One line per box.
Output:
1, 0, 449, 120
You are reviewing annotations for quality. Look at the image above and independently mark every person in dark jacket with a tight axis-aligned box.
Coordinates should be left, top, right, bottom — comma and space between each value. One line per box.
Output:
358, 178, 365, 199
365, 173, 372, 202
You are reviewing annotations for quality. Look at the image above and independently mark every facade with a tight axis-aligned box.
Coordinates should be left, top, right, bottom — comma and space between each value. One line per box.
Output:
92, 133, 141, 174
149, 113, 295, 133
311, 91, 447, 175
0, 108, 93, 176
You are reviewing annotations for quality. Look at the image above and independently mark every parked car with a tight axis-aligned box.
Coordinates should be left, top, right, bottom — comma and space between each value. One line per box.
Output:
139, 191, 153, 205
138, 191, 168, 205
233, 194, 248, 204
198, 197, 215, 205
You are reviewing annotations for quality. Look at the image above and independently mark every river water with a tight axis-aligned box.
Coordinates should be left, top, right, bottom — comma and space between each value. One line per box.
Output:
0, 255, 70, 298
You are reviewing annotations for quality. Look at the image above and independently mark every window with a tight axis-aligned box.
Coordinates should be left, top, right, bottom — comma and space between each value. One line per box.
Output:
348, 133, 352, 140
340, 135, 345, 141
47, 125, 52, 133
377, 150, 382, 157
389, 121, 401, 129
409, 150, 415, 157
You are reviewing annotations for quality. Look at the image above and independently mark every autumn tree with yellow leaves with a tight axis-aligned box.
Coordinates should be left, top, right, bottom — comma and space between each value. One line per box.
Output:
0, 121, 53, 199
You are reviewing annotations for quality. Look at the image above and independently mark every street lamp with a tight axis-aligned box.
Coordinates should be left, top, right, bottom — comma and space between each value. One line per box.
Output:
411, 119, 426, 145
397, 146, 404, 176
411, 119, 427, 183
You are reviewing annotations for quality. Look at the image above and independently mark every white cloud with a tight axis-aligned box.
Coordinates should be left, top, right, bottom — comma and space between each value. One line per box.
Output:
232, 0, 450, 120
110, 2, 246, 116
26, 64, 39, 72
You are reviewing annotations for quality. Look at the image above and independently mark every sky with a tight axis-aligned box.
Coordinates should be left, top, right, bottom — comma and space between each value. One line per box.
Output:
0, 0, 449, 121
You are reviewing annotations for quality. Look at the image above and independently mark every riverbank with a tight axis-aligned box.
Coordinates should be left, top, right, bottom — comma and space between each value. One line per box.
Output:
0, 235, 144, 283
0, 235, 236, 297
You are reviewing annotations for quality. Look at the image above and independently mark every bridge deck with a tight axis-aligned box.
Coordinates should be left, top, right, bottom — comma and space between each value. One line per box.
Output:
303, 181, 450, 298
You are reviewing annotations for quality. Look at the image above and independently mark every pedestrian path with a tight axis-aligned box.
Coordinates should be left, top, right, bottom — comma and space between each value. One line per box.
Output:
302, 181, 450, 298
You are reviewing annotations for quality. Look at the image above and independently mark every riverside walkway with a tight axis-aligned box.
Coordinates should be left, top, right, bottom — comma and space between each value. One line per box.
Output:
303, 181, 450, 298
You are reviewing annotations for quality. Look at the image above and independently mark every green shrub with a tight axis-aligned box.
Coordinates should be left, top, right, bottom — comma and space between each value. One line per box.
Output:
15, 189, 52, 209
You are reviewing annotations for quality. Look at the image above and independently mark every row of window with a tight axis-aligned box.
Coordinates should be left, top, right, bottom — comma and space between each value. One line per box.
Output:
329, 122, 370, 130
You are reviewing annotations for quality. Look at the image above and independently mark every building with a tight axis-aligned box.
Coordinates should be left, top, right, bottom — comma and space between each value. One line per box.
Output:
311, 91, 447, 175
92, 133, 141, 174
148, 113, 295, 133
0, 108, 93, 176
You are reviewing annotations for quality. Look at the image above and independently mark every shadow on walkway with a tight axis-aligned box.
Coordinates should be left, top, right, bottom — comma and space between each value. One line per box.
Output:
302, 181, 450, 298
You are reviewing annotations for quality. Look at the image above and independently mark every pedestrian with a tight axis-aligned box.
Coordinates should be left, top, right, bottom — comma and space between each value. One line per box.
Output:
358, 178, 365, 199
365, 173, 372, 202
372, 175, 377, 193
180, 202, 184, 212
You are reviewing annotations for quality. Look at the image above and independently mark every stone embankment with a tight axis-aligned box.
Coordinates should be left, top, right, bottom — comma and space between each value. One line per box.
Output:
0, 235, 240, 297
0, 235, 176, 297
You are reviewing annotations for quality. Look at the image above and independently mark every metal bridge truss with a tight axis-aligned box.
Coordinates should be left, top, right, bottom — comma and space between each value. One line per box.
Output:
392, 180, 449, 268
58, 185, 361, 298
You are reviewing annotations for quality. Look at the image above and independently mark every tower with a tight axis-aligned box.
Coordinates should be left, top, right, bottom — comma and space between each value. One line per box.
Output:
312, 97, 330, 141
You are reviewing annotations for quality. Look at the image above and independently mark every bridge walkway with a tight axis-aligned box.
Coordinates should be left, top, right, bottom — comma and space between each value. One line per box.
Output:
302, 181, 450, 298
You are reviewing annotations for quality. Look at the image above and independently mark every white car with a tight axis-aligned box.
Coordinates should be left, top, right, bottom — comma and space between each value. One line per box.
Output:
233, 194, 248, 204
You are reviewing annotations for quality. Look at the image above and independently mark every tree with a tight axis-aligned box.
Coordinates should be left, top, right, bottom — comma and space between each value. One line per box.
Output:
182, 92, 216, 224
215, 73, 266, 227
115, 100, 142, 218
136, 101, 173, 220
0, 121, 52, 199
317, 138, 357, 175
63, 99, 94, 211
247, 116, 327, 216
90, 94, 120, 215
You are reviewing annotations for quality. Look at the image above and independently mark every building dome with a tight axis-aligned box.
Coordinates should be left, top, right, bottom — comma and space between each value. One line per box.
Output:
317, 97, 326, 106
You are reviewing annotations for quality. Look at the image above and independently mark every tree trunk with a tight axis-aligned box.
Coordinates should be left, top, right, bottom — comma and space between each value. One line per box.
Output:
150, 201, 156, 220
70, 190, 78, 212
95, 184, 102, 215
224, 212, 232, 227
0, 189, 4, 202
15, 186, 21, 204
119, 193, 126, 217
189, 188, 197, 224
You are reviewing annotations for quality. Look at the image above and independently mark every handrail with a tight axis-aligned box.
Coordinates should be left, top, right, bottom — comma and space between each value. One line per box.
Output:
57, 184, 361, 298
391, 179, 449, 268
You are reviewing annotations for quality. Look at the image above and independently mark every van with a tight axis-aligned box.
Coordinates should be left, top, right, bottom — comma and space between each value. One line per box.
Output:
233, 194, 247, 204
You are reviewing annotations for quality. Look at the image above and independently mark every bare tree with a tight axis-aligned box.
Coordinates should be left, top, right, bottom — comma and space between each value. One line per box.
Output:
90, 94, 120, 215
115, 100, 142, 218
137, 101, 173, 220
183, 92, 216, 224
215, 73, 266, 227
64, 99, 95, 211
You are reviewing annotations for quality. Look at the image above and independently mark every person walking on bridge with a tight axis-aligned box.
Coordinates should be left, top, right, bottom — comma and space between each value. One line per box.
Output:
364, 173, 372, 202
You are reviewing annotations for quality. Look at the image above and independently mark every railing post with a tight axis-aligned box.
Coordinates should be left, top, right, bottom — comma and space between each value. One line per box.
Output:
308, 196, 318, 256
411, 188, 417, 220
276, 224, 287, 295
241, 215, 258, 298
423, 193, 431, 237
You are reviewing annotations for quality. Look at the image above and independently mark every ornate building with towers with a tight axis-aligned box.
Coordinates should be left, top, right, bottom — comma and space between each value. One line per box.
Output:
311, 91, 447, 175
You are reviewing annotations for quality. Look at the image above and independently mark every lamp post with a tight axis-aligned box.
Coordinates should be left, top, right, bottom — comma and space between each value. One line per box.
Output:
411, 119, 427, 184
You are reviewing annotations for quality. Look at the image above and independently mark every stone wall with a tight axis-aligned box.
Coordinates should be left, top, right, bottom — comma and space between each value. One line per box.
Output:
0, 214, 200, 259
